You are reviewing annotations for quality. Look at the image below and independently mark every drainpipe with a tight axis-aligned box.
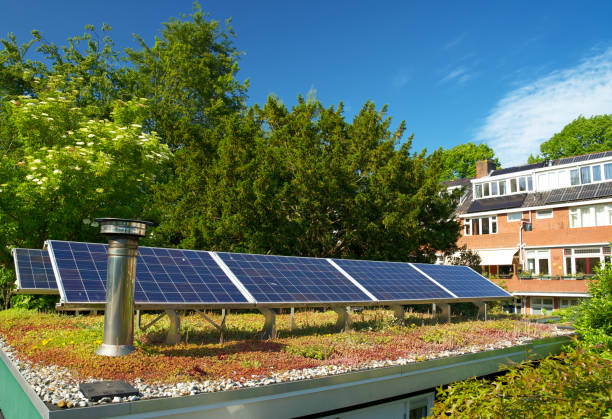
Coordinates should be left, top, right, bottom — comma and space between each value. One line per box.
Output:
95, 218, 153, 357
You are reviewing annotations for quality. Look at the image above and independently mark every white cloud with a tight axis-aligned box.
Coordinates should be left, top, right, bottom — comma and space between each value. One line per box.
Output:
476, 48, 612, 167
439, 66, 472, 85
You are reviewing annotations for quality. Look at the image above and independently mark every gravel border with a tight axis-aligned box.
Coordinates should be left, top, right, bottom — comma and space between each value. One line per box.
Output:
0, 327, 574, 409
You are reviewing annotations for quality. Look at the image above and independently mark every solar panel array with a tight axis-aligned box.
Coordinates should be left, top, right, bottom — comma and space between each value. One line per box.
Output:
411, 264, 510, 298
47, 241, 249, 305
16, 241, 510, 306
331, 258, 452, 301
12, 248, 57, 292
545, 181, 612, 204
217, 252, 371, 303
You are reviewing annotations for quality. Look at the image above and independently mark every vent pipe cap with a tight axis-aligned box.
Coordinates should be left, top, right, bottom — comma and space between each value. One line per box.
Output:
95, 218, 155, 237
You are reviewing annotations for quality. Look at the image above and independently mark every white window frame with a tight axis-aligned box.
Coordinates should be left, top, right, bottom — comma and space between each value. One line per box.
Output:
525, 249, 551, 275
563, 247, 607, 276
535, 209, 553, 219
464, 216, 497, 235
507, 212, 522, 222
569, 204, 612, 228
531, 297, 554, 314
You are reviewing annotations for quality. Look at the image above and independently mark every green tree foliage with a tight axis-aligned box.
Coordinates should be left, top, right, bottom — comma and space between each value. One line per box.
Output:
431, 346, 612, 418
569, 263, 612, 349
0, 80, 170, 266
447, 245, 482, 271
440, 142, 499, 180
529, 114, 612, 163
126, 3, 248, 151
154, 96, 460, 261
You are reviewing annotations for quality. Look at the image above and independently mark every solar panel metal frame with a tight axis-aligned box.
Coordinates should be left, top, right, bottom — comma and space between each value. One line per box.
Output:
409, 263, 511, 299
11, 248, 59, 295
215, 251, 376, 307
329, 258, 456, 305
47, 241, 257, 310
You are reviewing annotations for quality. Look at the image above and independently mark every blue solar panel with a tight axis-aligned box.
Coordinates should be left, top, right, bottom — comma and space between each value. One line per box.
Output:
331, 259, 453, 301
411, 264, 511, 298
217, 252, 373, 303
47, 241, 249, 305
12, 248, 57, 291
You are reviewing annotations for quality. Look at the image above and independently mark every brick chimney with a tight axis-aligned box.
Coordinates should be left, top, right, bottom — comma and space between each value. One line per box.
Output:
475, 160, 497, 178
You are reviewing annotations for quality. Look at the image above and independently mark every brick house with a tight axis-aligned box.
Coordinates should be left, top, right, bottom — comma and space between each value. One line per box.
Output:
447, 151, 612, 314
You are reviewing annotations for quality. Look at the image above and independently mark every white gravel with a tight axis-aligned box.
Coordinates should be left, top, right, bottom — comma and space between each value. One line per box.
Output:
0, 327, 573, 409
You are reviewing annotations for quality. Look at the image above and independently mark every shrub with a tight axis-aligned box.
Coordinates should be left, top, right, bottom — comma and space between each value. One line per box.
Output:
431, 346, 612, 418
569, 263, 612, 349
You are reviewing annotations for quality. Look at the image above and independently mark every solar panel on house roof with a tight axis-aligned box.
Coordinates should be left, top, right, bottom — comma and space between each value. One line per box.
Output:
410, 264, 510, 298
47, 240, 249, 305
330, 258, 453, 301
12, 248, 58, 292
216, 252, 373, 304
467, 194, 526, 213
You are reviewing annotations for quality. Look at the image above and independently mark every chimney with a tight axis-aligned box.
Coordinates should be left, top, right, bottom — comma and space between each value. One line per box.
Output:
95, 218, 153, 357
475, 160, 497, 178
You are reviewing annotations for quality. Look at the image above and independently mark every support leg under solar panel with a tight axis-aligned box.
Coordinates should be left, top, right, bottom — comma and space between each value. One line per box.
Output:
333, 306, 351, 332
474, 302, 487, 321
259, 308, 277, 339
165, 310, 181, 345
290, 307, 296, 332
136, 310, 141, 330
196, 310, 227, 344
438, 304, 451, 323
390, 305, 404, 324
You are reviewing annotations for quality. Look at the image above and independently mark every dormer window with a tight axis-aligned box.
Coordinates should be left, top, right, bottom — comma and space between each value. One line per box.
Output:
473, 175, 533, 200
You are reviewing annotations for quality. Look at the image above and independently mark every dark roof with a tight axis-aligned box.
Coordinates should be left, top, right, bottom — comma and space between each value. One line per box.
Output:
490, 162, 545, 176
467, 194, 526, 213
457, 181, 612, 215
443, 178, 474, 188
488, 150, 612, 178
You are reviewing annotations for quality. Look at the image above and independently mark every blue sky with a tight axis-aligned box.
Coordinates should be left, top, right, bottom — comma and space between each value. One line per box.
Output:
2, 1, 612, 167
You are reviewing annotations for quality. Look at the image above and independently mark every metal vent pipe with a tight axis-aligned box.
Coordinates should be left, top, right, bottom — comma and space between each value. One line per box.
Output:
95, 218, 153, 357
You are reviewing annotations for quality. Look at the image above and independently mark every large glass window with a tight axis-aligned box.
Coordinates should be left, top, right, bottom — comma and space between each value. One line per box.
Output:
570, 169, 580, 185
526, 249, 550, 275
593, 165, 602, 181
570, 204, 612, 228
465, 217, 497, 235
580, 166, 591, 184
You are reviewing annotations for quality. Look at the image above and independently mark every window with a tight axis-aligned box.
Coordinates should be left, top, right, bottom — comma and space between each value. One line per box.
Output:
510, 178, 517, 193
483, 183, 490, 197
536, 209, 553, 219
605, 163, 612, 180
475, 184, 482, 198
531, 297, 554, 314
464, 216, 497, 235
527, 176, 533, 191
580, 166, 591, 184
593, 165, 602, 181
519, 177, 526, 191
525, 249, 550, 275
499, 180, 506, 195
570, 204, 612, 228
491, 182, 498, 195
563, 247, 608, 275
508, 212, 522, 222
560, 298, 580, 309
570, 169, 580, 185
